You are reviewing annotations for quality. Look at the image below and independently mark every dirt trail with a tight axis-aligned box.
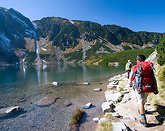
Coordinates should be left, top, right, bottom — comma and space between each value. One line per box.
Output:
115, 89, 165, 131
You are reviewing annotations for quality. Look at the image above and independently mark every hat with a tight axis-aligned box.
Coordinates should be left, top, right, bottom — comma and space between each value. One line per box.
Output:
128, 60, 131, 62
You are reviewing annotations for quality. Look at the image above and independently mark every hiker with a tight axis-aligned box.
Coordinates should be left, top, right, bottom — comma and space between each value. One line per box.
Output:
125, 60, 132, 79
129, 55, 158, 127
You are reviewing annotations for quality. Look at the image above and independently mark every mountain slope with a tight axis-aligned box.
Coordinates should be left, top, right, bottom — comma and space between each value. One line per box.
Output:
0, 7, 41, 64
0, 7, 163, 65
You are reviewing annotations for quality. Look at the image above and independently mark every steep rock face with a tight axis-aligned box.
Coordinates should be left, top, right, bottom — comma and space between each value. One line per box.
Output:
0, 7, 41, 64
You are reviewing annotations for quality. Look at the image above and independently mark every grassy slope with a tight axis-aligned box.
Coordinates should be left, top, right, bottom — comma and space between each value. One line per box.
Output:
99, 48, 154, 66
148, 64, 165, 116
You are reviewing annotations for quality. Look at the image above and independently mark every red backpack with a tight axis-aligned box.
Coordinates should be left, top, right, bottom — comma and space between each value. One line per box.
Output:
132, 61, 157, 93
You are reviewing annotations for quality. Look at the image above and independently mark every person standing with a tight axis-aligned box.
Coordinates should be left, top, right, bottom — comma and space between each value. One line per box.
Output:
129, 55, 158, 127
125, 60, 132, 79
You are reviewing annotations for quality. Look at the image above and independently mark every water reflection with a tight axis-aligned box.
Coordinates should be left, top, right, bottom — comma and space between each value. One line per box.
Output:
0, 64, 124, 87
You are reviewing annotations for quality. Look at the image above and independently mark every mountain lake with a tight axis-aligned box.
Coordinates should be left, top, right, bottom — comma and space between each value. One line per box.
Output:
0, 64, 124, 131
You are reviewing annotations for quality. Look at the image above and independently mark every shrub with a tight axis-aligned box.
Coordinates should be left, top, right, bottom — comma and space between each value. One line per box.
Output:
71, 108, 85, 126
97, 121, 112, 131
157, 34, 165, 65
163, 70, 165, 78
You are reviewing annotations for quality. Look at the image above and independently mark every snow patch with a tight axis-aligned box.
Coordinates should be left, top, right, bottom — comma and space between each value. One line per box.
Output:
10, 13, 29, 27
70, 20, 74, 25
32, 22, 38, 30
41, 47, 47, 51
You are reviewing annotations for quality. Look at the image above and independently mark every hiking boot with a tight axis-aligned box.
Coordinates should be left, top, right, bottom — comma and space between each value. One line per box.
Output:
139, 117, 147, 127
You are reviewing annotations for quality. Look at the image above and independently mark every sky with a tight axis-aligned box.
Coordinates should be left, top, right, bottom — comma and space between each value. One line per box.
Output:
0, 0, 165, 33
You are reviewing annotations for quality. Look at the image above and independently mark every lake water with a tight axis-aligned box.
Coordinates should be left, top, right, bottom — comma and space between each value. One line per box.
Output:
0, 64, 124, 131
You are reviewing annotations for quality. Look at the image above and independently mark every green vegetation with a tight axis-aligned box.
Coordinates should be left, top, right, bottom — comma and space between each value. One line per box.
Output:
122, 45, 132, 50
64, 49, 83, 62
34, 18, 162, 51
157, 34, 165, 65
25, 52, 36, 64
85, 42, 114, 60
39, 54, 50, 59
71, 108, 85, 126
163, 69, 165, 78
97, 121, 112, 131
99, 48, 154, 66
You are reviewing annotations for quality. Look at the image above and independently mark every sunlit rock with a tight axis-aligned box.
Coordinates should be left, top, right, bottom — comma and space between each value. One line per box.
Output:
35, 96, 59, 106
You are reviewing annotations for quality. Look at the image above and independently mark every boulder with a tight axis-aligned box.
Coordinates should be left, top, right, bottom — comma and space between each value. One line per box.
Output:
101, 102, 115, 113
112, 122, 128, 131
84, 102, 92, 109
52, 81, 59, 86
63, 101, 72, 107
76, 82, 90, 85
94, 88, 102, 92
105, 92, 122, 102
35, 96, 59, 106
99, 118, 111, 124
111, 112, 120, 118
104, 90, 114, 95
0, 106, 21, 118
93, 117, 99, 123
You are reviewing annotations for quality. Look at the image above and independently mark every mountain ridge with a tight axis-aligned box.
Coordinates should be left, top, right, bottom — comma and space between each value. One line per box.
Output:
0, 7, 163, 65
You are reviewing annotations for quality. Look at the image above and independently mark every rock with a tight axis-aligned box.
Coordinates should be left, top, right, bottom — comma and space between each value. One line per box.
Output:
112, 122, 128, 131
44, 90, 53, 94
84, 102, 92, 109
99, 118, 111, 124
93, 117, 99, 123
83, 82, 90, 85
107, 84, 117, 89
63, 101, 72, 107
76, 82, 90, 85
35, 96, 59, 106
94, 88, 102, 92
105, 90, 114, 95
145, 102, 150, 105
121, 90, 130, 94
0, 106, 21, 118
18, 97, 27, 102
101, 102, 115, 113
130, 116, 137, 121
105, 92, 122, 102
52, 81, 59, 86
111, 112, 120, 118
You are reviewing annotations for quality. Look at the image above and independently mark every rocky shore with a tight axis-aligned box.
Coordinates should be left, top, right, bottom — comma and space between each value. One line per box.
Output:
96, 72, 165, 130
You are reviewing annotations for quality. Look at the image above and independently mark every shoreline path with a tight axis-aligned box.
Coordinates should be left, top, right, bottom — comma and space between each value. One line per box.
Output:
79, 72, 165, 131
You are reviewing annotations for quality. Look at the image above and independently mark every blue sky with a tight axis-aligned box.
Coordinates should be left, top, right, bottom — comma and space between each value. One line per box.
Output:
1, 0, 165, 33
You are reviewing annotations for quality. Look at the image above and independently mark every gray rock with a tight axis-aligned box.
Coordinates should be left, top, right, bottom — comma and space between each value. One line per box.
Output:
63, 101, 72, 107
111, 112, 120, 118
84, 102, 92, 109
52, 81, 59, 86
112, 122, 128, 131
93, 117, 99, 123
101, 102, 115, 113
0, 106, 21, 118
94, 88, 102, 92
105, 92, 122, 102
35, 96, 59, 106
105, 90, 114, 95
99, 118, 111, 124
